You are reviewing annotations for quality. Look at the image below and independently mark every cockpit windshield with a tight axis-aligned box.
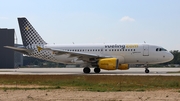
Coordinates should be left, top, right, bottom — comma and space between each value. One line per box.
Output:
156, 48, 167, 51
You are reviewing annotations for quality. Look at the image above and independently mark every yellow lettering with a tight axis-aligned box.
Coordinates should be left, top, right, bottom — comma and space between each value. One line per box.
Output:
126, 44, 138, 48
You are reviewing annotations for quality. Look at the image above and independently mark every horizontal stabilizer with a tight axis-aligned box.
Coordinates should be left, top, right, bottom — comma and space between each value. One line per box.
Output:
4, 46, 32, 54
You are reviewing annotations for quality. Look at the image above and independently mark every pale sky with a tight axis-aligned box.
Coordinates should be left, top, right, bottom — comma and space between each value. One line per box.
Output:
0, 0, 180, 51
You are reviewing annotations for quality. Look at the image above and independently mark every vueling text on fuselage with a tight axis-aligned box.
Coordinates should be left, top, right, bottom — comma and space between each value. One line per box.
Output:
105, 44, 126, 49
105, 44, 139, 49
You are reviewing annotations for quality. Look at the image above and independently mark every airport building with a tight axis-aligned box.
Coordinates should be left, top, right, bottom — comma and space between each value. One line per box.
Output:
0, 29, 23, 68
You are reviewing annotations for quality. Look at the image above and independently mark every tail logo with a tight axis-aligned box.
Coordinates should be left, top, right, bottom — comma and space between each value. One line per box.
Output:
25, 26, 29, 31
18, 17, 47, 46
37, 46, 43, 52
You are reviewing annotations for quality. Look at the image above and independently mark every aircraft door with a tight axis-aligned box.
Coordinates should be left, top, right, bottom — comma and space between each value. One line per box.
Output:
143, 45, 149, 56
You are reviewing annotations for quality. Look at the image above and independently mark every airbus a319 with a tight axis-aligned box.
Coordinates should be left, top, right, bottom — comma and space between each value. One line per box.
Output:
5, 17, 174, 73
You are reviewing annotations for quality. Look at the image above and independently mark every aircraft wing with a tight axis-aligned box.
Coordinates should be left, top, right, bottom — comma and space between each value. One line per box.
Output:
42, 47, 111, 61
4, 46, 32, 54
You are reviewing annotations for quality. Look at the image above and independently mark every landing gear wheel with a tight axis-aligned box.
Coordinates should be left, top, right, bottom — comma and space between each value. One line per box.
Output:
94, 67, 101, 73
83, 67, 91, 73
145, 69, 149, 73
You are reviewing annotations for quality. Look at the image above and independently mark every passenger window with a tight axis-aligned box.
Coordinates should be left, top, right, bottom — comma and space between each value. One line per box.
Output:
156, 48, 158, 51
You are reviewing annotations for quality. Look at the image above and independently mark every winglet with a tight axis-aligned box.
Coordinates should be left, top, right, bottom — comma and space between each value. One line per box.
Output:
37, 46, 43, 52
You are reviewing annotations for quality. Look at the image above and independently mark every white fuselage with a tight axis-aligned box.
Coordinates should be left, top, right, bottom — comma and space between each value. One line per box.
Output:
28, 43, 173, 65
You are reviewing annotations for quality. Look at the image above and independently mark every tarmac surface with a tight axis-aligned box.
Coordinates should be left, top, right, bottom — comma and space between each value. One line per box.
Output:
0, 67, 179, 76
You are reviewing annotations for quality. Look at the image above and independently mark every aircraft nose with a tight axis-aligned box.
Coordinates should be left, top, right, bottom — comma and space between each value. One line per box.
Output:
167, 53, 174, 61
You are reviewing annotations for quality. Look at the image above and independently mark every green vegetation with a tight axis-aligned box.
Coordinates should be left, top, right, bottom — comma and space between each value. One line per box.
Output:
169, 50, 180, 64
0, 75, 180, 92
167, 71, 180, 73
2, 86, 61, 91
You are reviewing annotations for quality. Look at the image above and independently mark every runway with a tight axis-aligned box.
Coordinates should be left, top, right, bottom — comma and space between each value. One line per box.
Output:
0, 67, 180, 76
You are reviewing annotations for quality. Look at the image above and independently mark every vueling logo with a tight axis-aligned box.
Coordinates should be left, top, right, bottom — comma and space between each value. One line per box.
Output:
105, 44, 125, 49
105, 44, 139, 49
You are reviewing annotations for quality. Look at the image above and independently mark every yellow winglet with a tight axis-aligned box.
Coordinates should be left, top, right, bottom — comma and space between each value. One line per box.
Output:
37, 46, 43, 52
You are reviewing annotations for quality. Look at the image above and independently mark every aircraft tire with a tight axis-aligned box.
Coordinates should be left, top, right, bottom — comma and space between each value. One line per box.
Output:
94, 67, 100, 73
83, 67, 90, 73
145, 69, 149, 73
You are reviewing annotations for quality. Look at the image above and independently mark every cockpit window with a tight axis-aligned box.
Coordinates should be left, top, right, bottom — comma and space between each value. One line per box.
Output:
160, 48, 167, 51
156, 48, 167, 51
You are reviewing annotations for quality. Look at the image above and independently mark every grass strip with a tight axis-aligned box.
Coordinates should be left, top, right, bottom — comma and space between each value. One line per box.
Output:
0, 75, 179, 92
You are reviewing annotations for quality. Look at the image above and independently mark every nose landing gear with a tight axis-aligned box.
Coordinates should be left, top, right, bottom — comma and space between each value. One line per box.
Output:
145, 68, 149, 73
144, 65, 150, 73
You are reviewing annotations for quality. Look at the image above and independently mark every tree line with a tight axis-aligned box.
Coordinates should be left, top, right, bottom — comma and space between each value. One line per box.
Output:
166, 50, 180, 64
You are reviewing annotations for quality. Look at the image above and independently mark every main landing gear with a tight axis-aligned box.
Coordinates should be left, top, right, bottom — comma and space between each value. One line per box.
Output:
83, 67, 101, 73
83, 67, 91, 73
94, 67, 101, 73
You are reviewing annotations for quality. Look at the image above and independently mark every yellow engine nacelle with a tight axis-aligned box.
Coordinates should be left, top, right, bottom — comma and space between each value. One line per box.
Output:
118, 64, 129, 70
98, 58, 118, 70
98, 58, 129, 70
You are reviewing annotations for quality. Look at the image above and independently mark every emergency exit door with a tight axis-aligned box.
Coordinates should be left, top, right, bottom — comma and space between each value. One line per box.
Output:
143, 45, 149, 56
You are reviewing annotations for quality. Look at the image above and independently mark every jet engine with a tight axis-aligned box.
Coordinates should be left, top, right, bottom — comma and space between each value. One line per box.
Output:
117, 64, 129, 70
98, 58, 129, 70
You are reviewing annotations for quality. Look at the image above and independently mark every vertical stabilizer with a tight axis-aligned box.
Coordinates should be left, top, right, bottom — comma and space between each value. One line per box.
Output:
18, 17, 46, 46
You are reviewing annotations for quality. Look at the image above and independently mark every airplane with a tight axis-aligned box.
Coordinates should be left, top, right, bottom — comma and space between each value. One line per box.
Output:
5, 17, 174, 74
